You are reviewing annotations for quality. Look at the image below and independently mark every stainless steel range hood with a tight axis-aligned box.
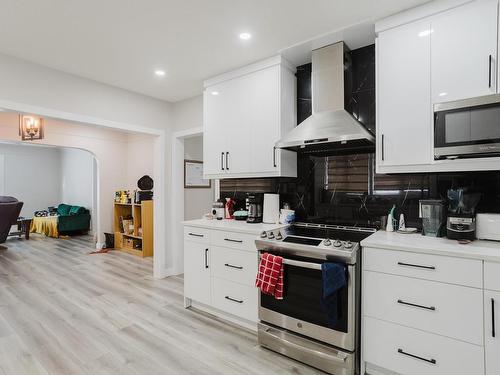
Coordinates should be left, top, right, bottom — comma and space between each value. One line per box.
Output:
276, 42, 374, 154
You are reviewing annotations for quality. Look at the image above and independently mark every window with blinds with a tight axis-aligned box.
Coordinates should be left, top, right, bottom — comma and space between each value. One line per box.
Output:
326, 153, 429, 195
219, 178, 276, 194
373, 173, 430, 195
326, 154, 369, 193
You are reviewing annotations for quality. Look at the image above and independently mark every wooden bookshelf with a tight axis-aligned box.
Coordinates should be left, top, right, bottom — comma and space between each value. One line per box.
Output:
113, 200, 153, 257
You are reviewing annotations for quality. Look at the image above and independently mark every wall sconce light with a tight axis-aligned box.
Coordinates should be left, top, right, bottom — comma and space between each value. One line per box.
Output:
19, 115, 44, 141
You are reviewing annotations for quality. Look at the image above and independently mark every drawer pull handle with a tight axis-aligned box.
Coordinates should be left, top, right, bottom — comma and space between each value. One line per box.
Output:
188, 233, 204, 238
224, 238, 243, 243
492, 298, 496, 338
398, 348, 436, 365
397, 261, 435, 270
224, 263, 243, 270
397, 299, 436, 311
225, 296, 243, 304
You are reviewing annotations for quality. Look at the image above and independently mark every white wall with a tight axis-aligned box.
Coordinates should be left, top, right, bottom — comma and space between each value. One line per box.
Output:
61, 148, 94, 208
0, 154, 4, 195
0, 53, 172, 130
60, 147, 95, 232
184, 136, 214, 220
126, 134, 155, 189
173, 95, 203, 131
0, 143, 62, 217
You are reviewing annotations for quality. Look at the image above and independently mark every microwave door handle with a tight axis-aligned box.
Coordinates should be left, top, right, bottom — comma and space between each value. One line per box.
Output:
489, 54, 493, 88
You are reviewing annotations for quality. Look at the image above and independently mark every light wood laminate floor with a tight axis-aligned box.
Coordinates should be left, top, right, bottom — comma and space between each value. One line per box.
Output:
0, 235, 324, 375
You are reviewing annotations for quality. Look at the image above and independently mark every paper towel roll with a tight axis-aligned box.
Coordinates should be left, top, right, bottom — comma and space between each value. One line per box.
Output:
263, 193, 280, 224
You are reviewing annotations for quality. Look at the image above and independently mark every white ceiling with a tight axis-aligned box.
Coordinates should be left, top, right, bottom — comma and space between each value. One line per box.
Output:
0, 0, 429, 102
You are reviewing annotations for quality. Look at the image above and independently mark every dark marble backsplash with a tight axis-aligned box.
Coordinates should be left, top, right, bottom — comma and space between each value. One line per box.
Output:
220, 154, 500, 229
220, 44, 500, 229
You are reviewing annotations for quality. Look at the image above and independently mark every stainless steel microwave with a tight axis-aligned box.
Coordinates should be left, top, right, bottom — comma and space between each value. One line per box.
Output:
434, 94, 500, 160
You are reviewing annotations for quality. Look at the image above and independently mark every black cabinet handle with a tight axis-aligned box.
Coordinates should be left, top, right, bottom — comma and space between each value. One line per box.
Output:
273, 146, 277, 168
381, 134, 385, 161
221, 152, 225, 170
398, 348, 436, 365
224, 238, 243, 243
188, 233, 204, 238
397, 261, 435, 270
397, 299, 436, 311
226, 152, 229, 170
224, 263, 243, 270
204, 248, 209, 269
489, 54, 493, 88
492, 298, 496, 338
225, 296, 243, 304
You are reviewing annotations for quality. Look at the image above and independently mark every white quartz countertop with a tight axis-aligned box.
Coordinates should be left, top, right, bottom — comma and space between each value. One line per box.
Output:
182, 218, 287, 235
361, 230, 500, 262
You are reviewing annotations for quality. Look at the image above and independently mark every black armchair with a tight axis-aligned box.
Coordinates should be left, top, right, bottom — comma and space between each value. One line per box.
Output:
0, 197, 24, 244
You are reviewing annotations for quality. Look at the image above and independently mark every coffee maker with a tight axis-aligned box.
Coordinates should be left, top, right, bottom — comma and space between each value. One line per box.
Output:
246, 193, 263, 223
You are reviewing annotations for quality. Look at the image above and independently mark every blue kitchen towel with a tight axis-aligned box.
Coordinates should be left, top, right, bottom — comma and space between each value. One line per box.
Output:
321, 263, 347, 327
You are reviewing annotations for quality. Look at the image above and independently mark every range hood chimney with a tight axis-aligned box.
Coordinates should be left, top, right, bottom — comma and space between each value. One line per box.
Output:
276, 42, 374, 155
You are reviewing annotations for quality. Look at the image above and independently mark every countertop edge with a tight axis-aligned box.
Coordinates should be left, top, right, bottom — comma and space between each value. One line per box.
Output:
181, 219, 287, 235
361, 231, 500, 263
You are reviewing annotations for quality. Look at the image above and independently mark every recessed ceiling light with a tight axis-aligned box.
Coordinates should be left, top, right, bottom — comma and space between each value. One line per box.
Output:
239, 32, 252, 40
211, 91, 219, 96
438, 92, 448, 97
154, 70, 166, 77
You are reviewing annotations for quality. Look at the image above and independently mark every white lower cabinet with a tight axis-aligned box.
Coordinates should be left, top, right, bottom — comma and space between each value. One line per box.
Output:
485, 290, 500, 375
484, 261, 500, 375
363, 270, 483, 345
184, 240, 211, 306
363, 247, 488, 375
211, 277, 258, 322
364, 317, 484, 375
184, 226, 258, 326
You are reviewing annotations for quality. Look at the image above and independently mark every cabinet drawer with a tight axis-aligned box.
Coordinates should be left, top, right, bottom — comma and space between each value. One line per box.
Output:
485, 262, 500, 292
363, 271, 483, 345
211, 277, 258, 322
363, 317, 484, 375
363, 247, 482, 288
211, 246, 257, 287
184, 227, 210, 244
211, 230, 258, 252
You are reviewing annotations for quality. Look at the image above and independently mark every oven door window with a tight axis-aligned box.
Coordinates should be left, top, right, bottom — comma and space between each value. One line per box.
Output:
260, 262, 348, 333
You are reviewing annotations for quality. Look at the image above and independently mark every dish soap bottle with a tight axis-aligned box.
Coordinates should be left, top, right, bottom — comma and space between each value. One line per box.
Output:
386, 205, 395, 232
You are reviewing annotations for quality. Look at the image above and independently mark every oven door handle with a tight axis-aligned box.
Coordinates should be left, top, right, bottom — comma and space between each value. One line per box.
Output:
283, 258, 322, 270
263, 326, 348, 363
259, 255, 322, 270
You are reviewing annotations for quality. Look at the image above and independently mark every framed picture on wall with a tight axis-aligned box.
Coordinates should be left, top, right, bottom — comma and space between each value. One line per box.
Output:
184, 160, 211, 188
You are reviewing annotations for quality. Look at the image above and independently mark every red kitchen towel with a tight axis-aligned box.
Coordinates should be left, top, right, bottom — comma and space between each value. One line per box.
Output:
255, 253, 284, 300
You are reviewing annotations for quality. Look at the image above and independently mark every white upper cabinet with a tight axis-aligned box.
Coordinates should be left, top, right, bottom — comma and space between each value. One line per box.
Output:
375, 0, 500, 173
203, 56, 297, 179
377, 19, 432, 169
431, 0, 498, 103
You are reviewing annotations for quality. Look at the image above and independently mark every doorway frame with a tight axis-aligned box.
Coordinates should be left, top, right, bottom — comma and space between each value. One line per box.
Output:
170, 126, 219, 275
0, 99, 168, 279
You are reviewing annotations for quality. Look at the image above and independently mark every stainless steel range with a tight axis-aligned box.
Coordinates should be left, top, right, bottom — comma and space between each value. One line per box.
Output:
255, 223, 375, 375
